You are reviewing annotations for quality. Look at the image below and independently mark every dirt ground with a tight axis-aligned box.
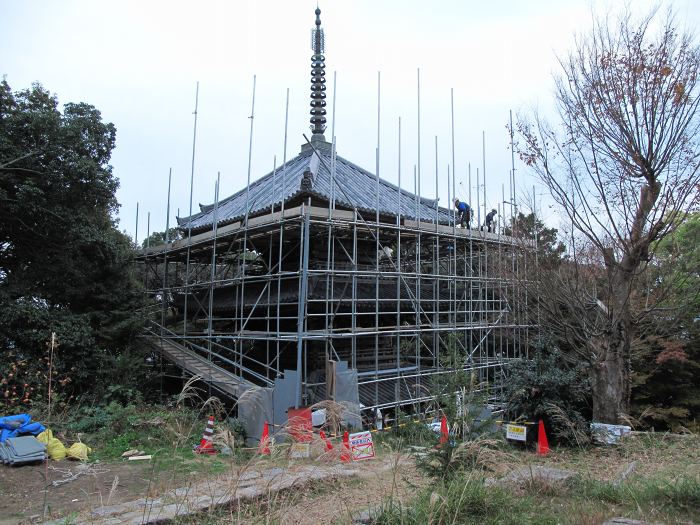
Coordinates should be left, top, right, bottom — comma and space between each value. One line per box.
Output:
0, 453, 423, 525
1, 434, 698, 525
0, 461, 155, 524
197, 433, 700, 525
158, 454, 425, 525
233, 454, 426, 525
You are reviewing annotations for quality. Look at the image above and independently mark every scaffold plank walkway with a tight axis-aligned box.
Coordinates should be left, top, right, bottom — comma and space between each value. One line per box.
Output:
145, 336, 255, 398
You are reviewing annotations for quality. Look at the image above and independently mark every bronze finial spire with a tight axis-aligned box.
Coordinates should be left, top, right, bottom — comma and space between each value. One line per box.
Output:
309, 7, 327, 141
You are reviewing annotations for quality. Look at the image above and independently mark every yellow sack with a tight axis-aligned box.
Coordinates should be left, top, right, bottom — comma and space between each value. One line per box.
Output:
37, 429, 68, 460
66, 442, 91, 461
47, 437, 67, 460
36, 429, 53, 444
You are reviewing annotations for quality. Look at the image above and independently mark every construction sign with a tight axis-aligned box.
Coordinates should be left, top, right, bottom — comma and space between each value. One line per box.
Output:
506, 424, 527, 442
348, 431, 375, 461
289, 442, 310, 459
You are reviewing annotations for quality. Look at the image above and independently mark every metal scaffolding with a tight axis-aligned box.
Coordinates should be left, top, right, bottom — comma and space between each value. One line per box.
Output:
138, 177, 531, 413
136, 7, 532, 436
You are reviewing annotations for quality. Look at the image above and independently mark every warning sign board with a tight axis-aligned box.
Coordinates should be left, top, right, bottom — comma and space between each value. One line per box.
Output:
506, 424, 527, 442
289, 442, 310, 459
348, 431, 375, 461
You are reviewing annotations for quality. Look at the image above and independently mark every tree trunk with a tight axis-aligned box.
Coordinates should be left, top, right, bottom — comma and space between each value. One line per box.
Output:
590, 351, 628, 424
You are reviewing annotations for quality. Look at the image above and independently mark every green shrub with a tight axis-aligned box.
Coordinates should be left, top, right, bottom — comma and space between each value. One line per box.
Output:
414, 437, 506, 481
503, 339, 591, 446
71, 405, 113, 434
226, 417, 247, 444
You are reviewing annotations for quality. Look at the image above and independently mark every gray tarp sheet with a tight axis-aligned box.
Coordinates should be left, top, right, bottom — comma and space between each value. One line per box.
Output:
238, 365, 362, 443
0, 436, 47, 465
238, 386, 273, 448
334, 361, 361, 429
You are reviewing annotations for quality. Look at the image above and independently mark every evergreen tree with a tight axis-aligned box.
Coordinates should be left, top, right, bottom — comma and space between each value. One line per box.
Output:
504, 212, 566, 268
631, 213, 700, 430
0, 80, 146, 408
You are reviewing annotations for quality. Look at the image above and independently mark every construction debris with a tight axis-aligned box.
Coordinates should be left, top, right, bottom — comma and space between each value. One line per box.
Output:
120, 449, 144, 458
48, 463, 110, 487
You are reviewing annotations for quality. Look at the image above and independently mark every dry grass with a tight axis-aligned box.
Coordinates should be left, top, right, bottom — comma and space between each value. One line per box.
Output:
308, 399, 357, 436
29, 415, 697, 525
22, 372, 699, 525
173, 453, 425, 525
504, 432, 700, 483
197, 424, 698, 524
376, 433, 700, 525
543, 402, 591, 448
452, 437, 514, 472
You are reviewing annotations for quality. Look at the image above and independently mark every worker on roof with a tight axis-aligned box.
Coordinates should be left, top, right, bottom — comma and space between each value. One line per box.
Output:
485, 208, 497, 233
454, 199, 471, 228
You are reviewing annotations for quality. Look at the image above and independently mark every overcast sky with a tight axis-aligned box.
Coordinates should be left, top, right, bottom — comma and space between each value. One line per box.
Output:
2, 0, 698, 241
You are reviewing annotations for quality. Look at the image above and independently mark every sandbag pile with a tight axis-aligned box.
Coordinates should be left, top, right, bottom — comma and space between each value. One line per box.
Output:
37, 430, 92, 461
0, 414, 92, 465
0, 436, 47, 465
37, 429, 66, 460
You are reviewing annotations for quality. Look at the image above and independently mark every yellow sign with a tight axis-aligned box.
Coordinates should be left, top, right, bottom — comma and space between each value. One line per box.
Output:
289, 442, 310, 458
506, 424, 527, 442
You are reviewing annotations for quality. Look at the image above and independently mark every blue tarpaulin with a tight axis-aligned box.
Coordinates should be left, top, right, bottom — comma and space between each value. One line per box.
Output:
0, 414, 45, 443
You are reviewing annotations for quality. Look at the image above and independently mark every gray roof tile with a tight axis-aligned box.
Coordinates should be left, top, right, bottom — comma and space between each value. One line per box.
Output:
178, 148, 453, 231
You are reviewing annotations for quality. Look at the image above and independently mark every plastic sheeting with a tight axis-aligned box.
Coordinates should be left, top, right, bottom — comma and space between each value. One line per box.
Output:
0, 414, 45, 443
238, 364, 362, 443
0, 436, 47, 465
238, 386, 274, 447
333, 361, 361, 430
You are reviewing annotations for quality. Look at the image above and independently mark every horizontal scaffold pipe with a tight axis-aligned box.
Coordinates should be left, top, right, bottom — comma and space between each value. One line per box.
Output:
307, 214, 529, 245
136, 204, 532, 261
136, 206, 307, 259
304, 268, 523, 282
172, 323, 533, 341
357, 360, 518, 387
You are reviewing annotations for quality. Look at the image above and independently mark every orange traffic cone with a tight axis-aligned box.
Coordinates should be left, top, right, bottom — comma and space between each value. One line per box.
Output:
340, 431, 351, 462
195, 415, 217, 454
319, 430, 333, 451
537, 419, 550, 456
259, 421, 271, 455
439, 416, 449, 445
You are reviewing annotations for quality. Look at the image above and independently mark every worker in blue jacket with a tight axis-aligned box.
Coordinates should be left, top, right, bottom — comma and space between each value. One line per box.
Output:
454, 199, 471, 228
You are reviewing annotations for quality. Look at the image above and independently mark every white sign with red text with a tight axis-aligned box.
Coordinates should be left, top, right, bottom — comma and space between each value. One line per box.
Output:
349, 431, 375, 461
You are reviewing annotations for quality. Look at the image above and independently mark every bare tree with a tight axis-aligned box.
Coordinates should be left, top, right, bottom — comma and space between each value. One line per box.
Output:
517, 7, 700, 423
